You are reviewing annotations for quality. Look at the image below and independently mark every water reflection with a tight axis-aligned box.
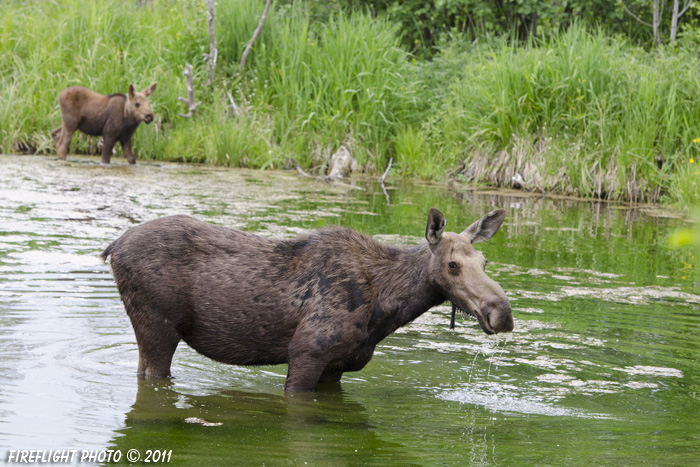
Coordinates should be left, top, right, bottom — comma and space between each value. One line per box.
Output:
112, 380, 415, 465
0, 155, 699, 465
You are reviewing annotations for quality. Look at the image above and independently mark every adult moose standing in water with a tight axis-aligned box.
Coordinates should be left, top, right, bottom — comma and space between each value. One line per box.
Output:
52, 83, 157, 165
102, 208, 513, 391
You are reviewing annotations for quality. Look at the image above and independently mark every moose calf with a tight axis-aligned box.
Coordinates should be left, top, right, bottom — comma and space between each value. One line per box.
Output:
102, 208, 513, 391
53, 83, 157, 165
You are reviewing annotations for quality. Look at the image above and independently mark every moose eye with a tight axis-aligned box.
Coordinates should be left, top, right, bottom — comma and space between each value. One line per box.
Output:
448, 261, 458, 271
135, 103, 141, 108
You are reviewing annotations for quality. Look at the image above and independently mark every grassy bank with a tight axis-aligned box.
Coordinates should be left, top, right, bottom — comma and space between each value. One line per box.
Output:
2, 0, 700, 205
430, 27, 700, 204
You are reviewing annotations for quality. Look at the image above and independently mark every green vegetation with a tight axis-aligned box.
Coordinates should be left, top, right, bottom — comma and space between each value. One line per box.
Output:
313, 0, 700, 55
432, 28, 700, 203
2, 0, 700, 205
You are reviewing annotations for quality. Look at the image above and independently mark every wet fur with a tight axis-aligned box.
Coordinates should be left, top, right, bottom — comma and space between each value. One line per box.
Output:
103, 211, 512, 391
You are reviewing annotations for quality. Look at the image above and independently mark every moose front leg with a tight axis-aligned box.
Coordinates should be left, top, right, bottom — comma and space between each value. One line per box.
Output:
101, 136, 117, 165
285, 311, 367, 391
285, 354, 330, 392
318, 367, 344, 384
121, 138, 137, 165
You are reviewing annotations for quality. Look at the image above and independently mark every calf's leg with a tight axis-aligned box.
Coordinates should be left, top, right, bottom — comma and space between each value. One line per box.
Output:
101, 136, 117, 165
121, 138, 137, 165
56, 122, 75, 161
51, 127, 62, 149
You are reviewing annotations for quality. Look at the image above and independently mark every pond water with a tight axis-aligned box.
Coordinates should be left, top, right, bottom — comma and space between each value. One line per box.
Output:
1, 154, 699, 465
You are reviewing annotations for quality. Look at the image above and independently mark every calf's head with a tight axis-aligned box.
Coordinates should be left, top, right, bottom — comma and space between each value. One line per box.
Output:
426, 208, 513, 334
126, 83, 157, 124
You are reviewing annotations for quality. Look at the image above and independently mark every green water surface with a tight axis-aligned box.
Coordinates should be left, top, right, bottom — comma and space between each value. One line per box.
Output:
0, 155, 698, 466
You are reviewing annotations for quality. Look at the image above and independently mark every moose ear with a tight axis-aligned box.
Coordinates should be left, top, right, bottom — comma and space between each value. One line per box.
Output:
128, 84, 136, 100
142, 82, 157, 97
426, 207, 446, 246
462, 209, 506, 244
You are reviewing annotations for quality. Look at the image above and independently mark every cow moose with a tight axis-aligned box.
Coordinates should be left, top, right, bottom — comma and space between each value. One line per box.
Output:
102, 208, 513, 391
52, 83, 157, 165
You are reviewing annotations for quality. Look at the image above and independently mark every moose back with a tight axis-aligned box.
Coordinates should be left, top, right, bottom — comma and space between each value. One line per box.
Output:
102, 208, 513, 391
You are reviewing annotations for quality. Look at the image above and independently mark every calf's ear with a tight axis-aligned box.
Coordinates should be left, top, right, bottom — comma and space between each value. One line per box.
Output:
462, 209, 506, 244
426, 207, 446, 246
128, 84, 136, 100
143, 82, 157, 97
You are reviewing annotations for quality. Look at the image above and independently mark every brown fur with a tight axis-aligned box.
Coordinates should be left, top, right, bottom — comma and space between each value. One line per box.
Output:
53, 83, 157, 165
102, 208, 513, 391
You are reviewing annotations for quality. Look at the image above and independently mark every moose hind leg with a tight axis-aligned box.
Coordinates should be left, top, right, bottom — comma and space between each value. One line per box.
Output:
56, 122, 75, 161
128, 314, 181, 378
51, 127, 62, 149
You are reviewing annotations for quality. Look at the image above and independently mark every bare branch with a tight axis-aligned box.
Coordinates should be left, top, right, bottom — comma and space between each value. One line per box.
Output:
295, 166, 311, 177
622, 3, 653, 28
379, 157, 393, 184
239, 0, 271, 74
178, 64, 201, 118
680, 0, 695, 16
226, 92, 243, 117
671, 0, 692, 42
205, 0, 217, 86
653, 0, 666, 45
379, 157, 393, 205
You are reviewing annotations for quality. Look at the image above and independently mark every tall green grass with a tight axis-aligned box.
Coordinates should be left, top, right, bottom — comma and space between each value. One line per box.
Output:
0, 0, 205, 155
2, 1, 700, 205
0, 0, 418, 171
244, 5, 422, 170
433, 26, 700, 202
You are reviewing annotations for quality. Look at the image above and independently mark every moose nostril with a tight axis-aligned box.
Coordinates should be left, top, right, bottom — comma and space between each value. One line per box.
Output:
500, 314, 514, 333
487, 300, 514, 333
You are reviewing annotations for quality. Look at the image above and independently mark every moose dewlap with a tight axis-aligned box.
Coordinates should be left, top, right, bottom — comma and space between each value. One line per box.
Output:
102, 208, 513, 391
